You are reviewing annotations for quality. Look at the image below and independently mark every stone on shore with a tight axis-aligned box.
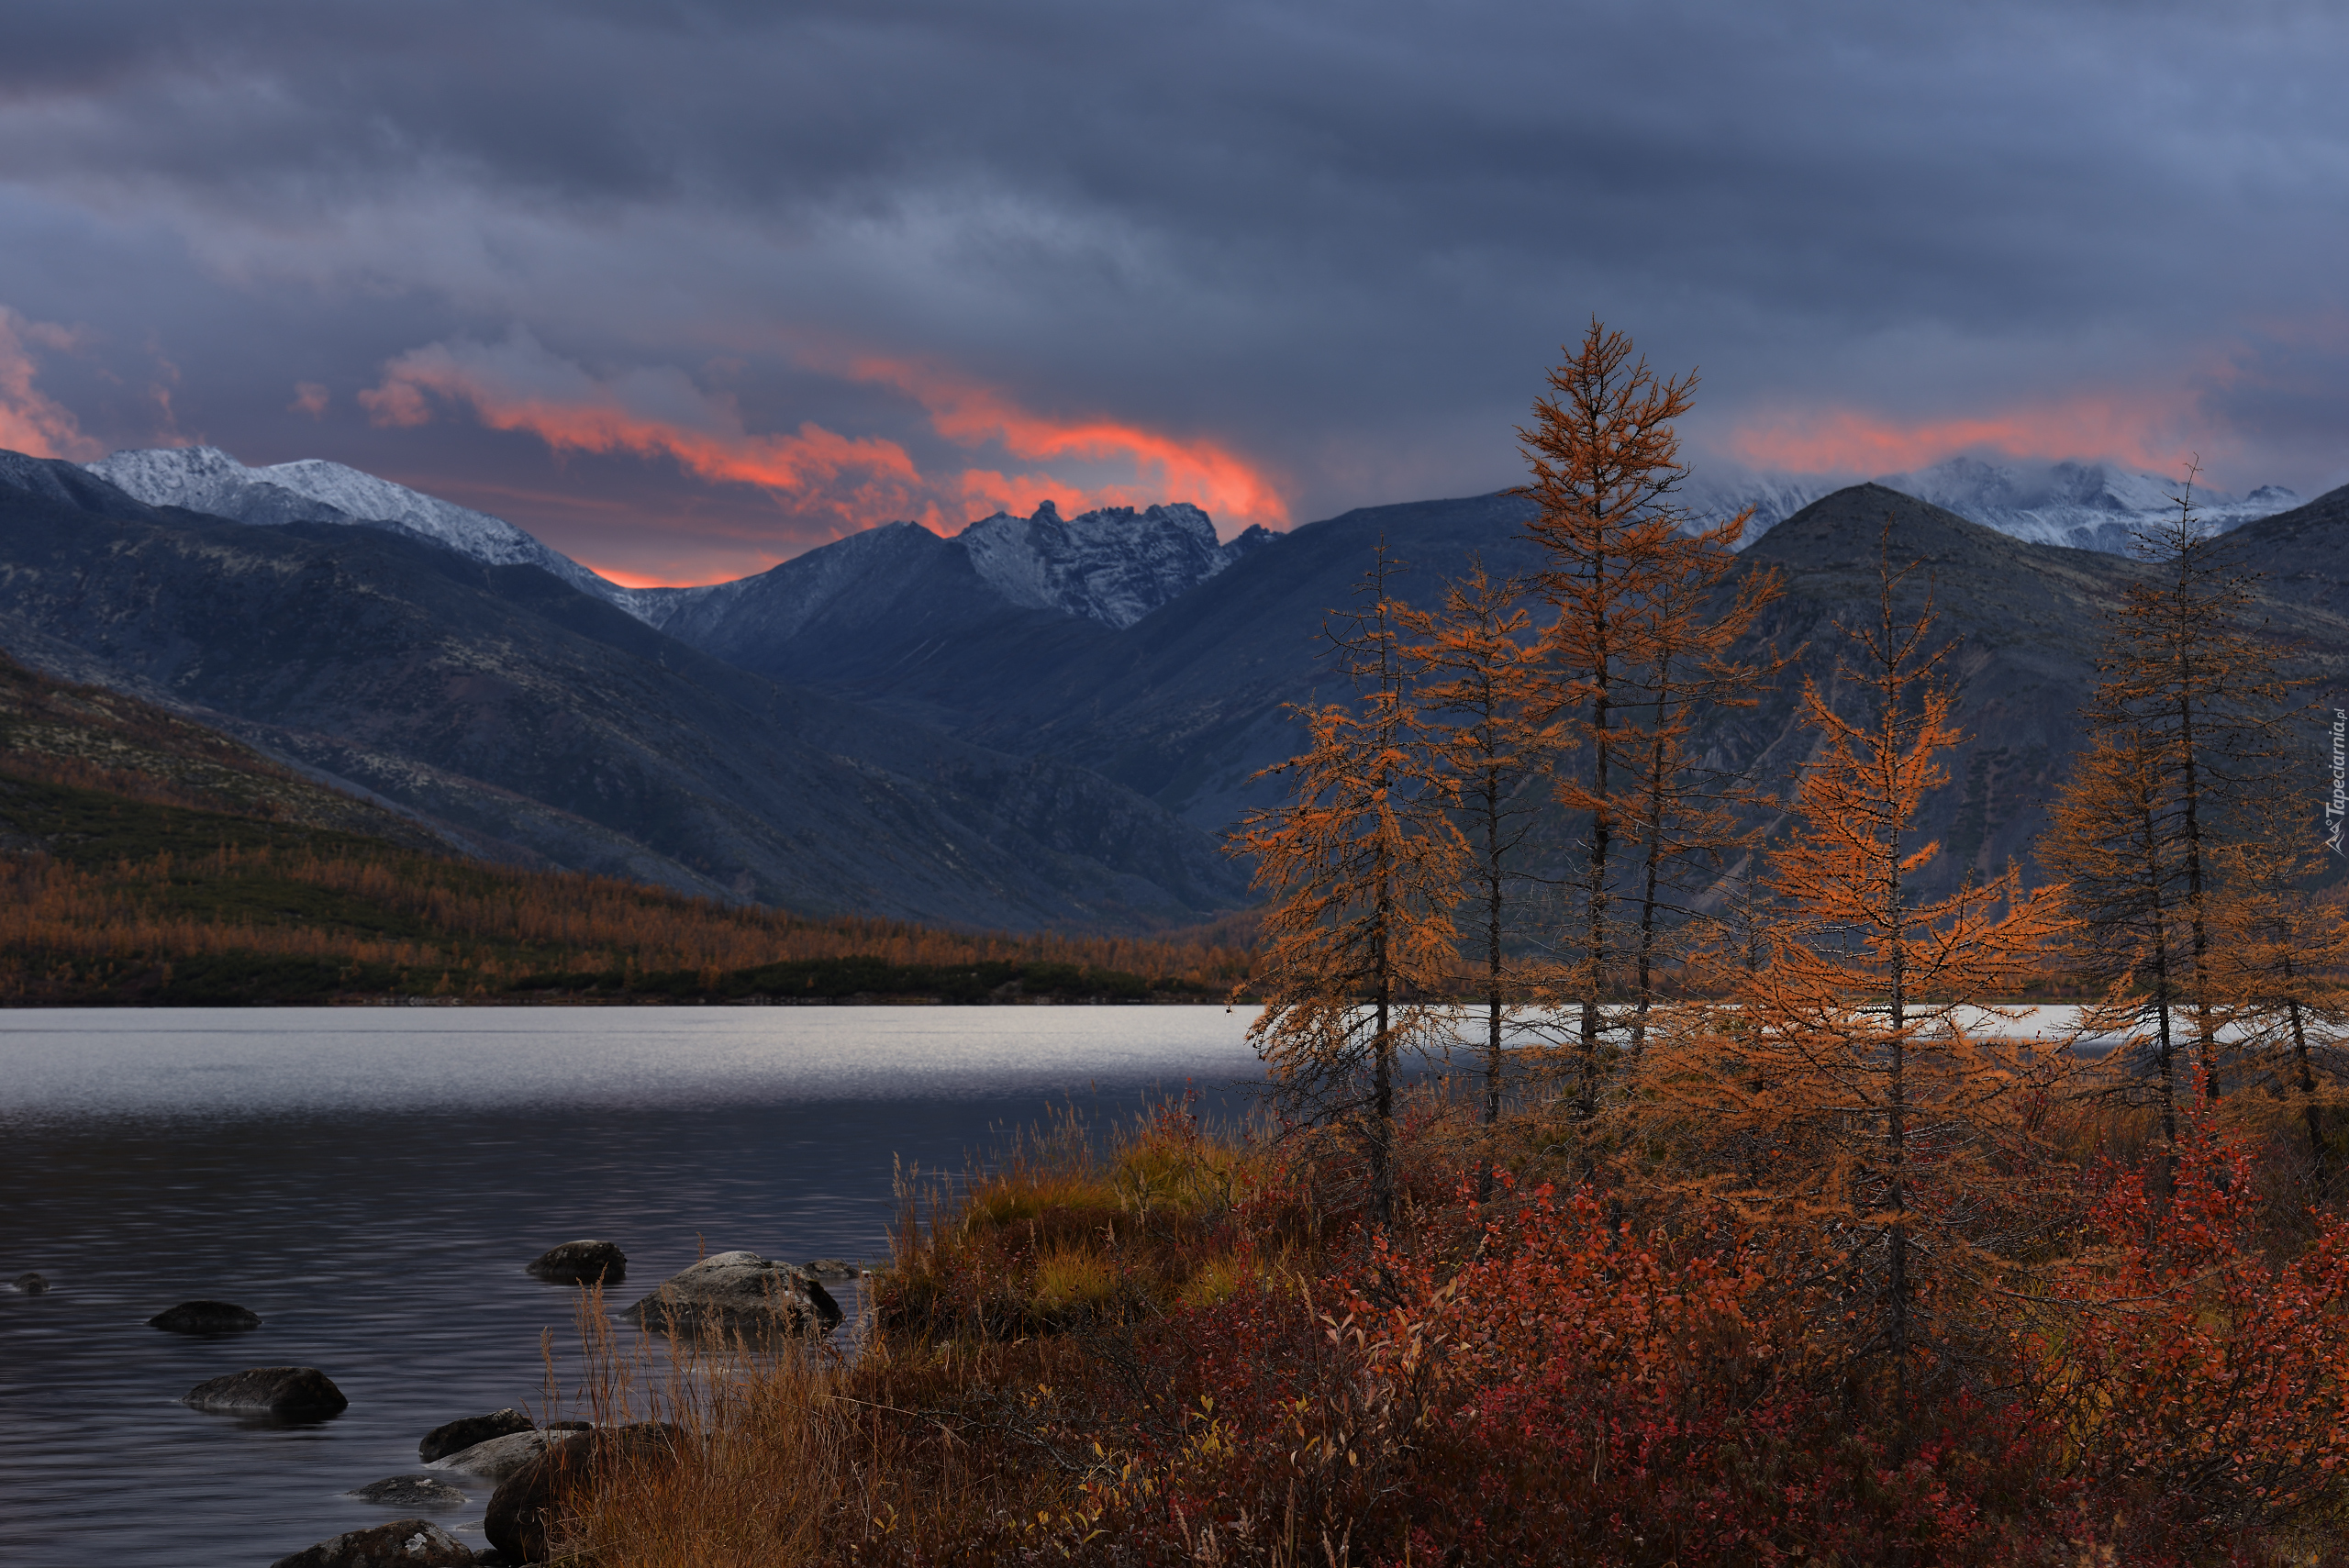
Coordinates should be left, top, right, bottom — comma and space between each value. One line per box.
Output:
148, 1299, 262, 1334
268, 1518, 474, 1567
484, 1422, 683, 1563
429, 1427, 569, 1481
347, 1474, 468, 1509
183, 1365, 347, 1417
804, 1258, 862, 1280
527, 1239, 628, 1285
11, 1272, 48, 1294
624, 1250, 842, 1341
417, 1406, 534, 1462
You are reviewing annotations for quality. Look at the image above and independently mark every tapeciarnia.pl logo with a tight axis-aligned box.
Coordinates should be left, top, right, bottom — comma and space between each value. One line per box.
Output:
2329, 708, 2346, 855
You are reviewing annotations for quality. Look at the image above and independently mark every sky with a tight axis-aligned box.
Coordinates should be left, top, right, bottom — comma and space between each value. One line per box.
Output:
0, 0, 2344, 585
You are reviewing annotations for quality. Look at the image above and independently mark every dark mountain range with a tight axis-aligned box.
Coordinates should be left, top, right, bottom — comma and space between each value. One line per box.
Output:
0, 454, 1250, 932
1720, 484, 2339, 897
11, 435, 2348, 933
664, 480, 2349, 906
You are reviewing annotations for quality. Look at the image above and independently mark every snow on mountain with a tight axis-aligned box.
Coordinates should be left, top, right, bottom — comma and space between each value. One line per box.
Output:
85, 446, 624, 603
958, 501, 1271, 629
1868, 457, 2299, 552
1689, 455, 2300, 555
1679, 470, 1840, 540
83, 446, 1268, 635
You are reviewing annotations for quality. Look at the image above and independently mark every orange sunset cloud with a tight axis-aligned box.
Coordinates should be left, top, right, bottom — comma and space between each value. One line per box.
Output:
360, 333, 1289, 583
1726, 389, 2204, 477
0, 308, 103, 462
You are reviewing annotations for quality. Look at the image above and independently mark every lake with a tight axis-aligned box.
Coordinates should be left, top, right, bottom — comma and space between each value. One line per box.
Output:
0, 1006, 1268, 1565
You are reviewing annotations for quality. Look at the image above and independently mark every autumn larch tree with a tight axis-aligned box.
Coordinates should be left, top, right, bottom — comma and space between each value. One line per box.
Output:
1513, 318, 1766, 1123
1647, 540, 2063, 1436
2043, 728, 2195, 1156
1399, 559, 1547, 1196
1234, 544, 1463, 1226
2214, 777, 2349, 1190
2079, 462, 2300, 1102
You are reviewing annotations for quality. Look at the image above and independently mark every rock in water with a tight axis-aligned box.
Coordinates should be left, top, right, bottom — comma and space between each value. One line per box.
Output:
11, 1272, 48, 1294
417, 1406, 534, 1462
624, 1251, 842, 1341
527, 1239, 628, 1284
804, 1258, 862, 1280
484, 1423, 683, 1562
347, 1474, 468, 1509
183, 1365, 348, 1417
429, 1427, 569, 1480
269, 1518, 474, 1567
148, 1299, 262, 1334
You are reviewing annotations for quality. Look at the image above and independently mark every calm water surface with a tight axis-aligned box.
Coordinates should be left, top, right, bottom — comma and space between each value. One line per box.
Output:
0, 1006, 1264, 1565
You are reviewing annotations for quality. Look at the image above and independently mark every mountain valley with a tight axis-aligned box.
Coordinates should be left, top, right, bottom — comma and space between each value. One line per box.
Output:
5, 442, 2346, 932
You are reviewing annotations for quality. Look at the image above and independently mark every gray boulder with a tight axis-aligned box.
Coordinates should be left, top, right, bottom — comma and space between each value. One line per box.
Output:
347, 1474, 468, 1509
148, 1299, 261, 1334
624, 1251, 842, 1341
269, 1518, 473, 1567
429, 1427, 569, 1481
484, 1422, 683, 1562
183, 1365, 347, 1417
528, 1239, 627, 1285
418, 1405, 533, 1462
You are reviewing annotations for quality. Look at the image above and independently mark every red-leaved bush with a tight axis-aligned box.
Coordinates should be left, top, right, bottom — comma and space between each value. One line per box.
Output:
1082, 1180, 2095, 1566
2037, 1121, 2349, 1556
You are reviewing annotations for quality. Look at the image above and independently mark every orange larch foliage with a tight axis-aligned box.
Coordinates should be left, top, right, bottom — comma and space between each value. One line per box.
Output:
1647, 540, 2066, 1429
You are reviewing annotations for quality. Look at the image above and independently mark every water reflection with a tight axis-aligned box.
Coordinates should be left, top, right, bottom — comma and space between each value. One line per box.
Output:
0, 1006, 1264, 1566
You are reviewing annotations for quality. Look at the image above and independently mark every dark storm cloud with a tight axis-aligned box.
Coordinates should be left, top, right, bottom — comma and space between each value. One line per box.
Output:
0, 0, 2343, 578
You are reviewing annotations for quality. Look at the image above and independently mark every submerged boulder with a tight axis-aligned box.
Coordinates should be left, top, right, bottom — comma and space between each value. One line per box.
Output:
624, 1251, 842, 1341
527, 1239, 628, 1285
485, 1422, 683, 1562
149, 1299, 261, 1334
11, 1272, 49, 1295
347, 1474, 468, 1509
268, 1518, 473, 1567
183, 1365, 347, 1418
417, 1406, 533, 1463
429, 1427, 569, 1481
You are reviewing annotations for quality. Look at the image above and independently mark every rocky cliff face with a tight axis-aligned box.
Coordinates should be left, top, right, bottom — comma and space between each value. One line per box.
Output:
958, 501, 1271, 628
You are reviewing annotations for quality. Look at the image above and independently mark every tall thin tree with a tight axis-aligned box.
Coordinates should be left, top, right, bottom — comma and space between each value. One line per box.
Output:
1400, 559, 1546, 1197
2083, 462, 2299, 1101
1513, 318, 1758, 1122
1235, 544, 1464, 1226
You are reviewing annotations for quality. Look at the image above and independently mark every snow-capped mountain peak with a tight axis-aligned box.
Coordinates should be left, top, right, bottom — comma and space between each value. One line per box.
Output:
84, 445, 621, 602
1869, 456, 2298, 551
1687, 454, 2301, 555
958, 500, 1264, 629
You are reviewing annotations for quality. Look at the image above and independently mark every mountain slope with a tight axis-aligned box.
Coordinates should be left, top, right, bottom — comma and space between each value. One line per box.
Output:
87, 444, 626, 605
0, 452, 1249, 932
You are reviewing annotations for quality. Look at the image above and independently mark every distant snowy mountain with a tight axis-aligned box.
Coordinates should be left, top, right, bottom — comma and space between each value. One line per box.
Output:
1689, 455, 2300, 555
85, 446, 1269, 635
84, 446, 625, 604
1680, 471, 1839, 540
1868, 457, 2299, 552
959, 501, 1273, 629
